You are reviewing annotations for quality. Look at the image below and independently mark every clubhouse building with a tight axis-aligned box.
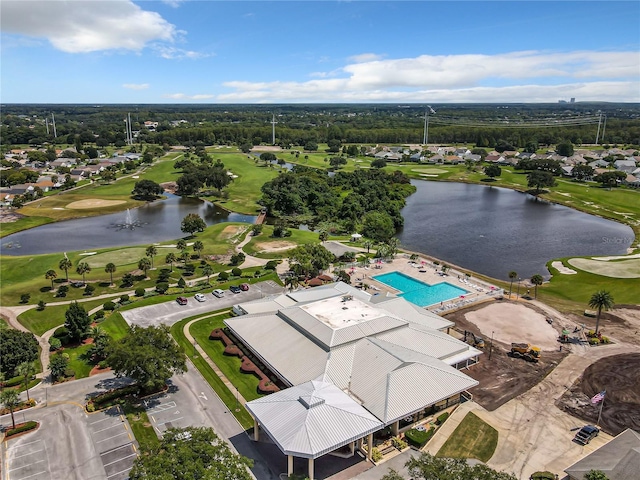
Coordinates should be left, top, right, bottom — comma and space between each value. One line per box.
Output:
227, 282, 481, 479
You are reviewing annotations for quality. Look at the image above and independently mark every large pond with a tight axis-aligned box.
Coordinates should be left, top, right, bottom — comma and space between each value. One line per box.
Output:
398, 181, 634, 281
0, 194, 256, 256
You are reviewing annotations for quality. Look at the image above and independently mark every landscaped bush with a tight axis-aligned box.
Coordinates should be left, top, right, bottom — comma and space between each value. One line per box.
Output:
49, 337, 62, 351
218, 271, 229, 281
405, 427, 435, 448
121, 294, 131, 302
1, 375, 26, 388
135, 287, 145, 297
63, 368, 75, 378
231, 267, 242, 277
391, 437, 408, 450
156, 282, 169, 294
94, 310, 105, 320
530, 472, 556, 480
103, 301, 116, 311
37, 300, 46, 311
265, 260, 279, 270
86, 385, 140, 412
84, 284, 95, 295
5, 421, 38, 437
371, 447, 382, 462
54, 326, 69, 338
436, 412, 450, 425
20, 293, 31, 304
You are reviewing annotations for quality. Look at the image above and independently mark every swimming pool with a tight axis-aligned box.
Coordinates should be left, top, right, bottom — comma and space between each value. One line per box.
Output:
372, 271, 468, 307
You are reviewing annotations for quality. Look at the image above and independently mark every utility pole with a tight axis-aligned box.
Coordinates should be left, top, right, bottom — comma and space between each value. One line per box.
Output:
271, 114, 277, 145
595, 112, 603, 145
52, 113, 57, 138
423, 106, 436, 145
601, 115, 607, 145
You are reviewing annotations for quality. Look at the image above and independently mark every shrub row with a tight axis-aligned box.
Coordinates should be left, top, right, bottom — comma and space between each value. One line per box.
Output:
88, 385, 139, 410
5, 421, 39, 437
405, 427, 435, 448
1, 375, 26, 388
436, 412, 449, 425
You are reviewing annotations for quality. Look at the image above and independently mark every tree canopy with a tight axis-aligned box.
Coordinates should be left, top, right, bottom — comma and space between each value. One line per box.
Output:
129, 427, 253, 480
132, 179, 164, 200
0, 329, 39, 377
527, 171, 556, 194
181, 213, 207, 236
64, 301, 91, 342
381, 453, 517, 480
106, 325, 186, 392
288, 243, 335, 278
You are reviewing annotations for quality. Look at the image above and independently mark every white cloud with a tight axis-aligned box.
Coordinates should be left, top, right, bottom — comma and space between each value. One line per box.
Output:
348, 53, 384, 63
163, 93, 214, 100
0, 0, 176, 53
217, 50, 640, 102
123, 83, 150, 90
162, 0, 187, 7
154, 45, 211, 60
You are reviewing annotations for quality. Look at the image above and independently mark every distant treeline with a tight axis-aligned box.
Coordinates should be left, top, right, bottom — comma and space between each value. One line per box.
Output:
2, 103, 639, 148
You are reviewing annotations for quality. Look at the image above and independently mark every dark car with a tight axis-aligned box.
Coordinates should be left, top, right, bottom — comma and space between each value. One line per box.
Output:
229, 285, 242, 294
176, 296, 188, 305
574, 425, 599, 445
239, 283, 250, 291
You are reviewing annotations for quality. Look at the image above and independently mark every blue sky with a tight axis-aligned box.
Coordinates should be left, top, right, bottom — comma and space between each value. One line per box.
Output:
1, 1, 639, 103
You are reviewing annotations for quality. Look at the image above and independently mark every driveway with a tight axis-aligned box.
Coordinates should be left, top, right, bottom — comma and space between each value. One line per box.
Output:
121, 281, 283, 328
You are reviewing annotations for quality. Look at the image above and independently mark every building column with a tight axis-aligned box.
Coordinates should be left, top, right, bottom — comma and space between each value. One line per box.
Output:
288, 455, 293, 477
308, 458, 314, 480
253, 418, 259, 441
367, 433, 373, 461
349, 441, 355, 455
391, 420, 399, 436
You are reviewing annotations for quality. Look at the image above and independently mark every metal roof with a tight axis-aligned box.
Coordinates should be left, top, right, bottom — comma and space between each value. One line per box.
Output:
371, 296, 454, 331
287, 282, 369, 304
246, 380, 382, 459
374, 324, 471, 361
225, 314, 328, 386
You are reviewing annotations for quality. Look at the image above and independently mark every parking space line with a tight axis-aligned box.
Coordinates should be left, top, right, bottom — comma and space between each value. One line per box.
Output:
103, 453, 137, 467
96, 432, 129, 443
12, 448, 44, 459
15, 470, 47, 480
9, 459, 45, 471
103, 444, 134, 455
107, 467, 133, 479
93, 423, 124, 434
10, 440, 42, 449
156, 417, 183, 426
89, 417, 114, 426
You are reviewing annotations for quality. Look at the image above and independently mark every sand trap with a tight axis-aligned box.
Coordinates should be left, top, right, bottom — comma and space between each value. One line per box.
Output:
591, 253, 640, 261
66, 199, 126, 209
412, 168, 448, 174
255, 240, 295, 252
465, 303, 559, 350
568, 257, 640, 278
551, 261, 576, 274
220, 225, 243, 239
79, 252, 97, 256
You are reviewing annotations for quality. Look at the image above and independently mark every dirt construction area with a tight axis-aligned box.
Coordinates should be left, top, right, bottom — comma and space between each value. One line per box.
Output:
557, 353, 640, 435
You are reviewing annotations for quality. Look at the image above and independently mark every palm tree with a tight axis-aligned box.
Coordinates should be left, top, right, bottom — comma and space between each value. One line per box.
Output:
59, 257, 73, 282
319, 231, 328, 243
145, 245, 158, 269
105, 263, 116, 285
0, 389, 19, 429
16, 361, 35, 402
202, 264, 213, 283
180, 251, 190, 265
193, 240, 204, 258
76, 262, 91, 283
387, 238, 400, 257
165, 253, 177, 272
362, 240, 373, 254
589, 290, 615, 335
45, 269, 57, 289
530, 274, 544, 299
176, 239, 187, 252
508, 271, 517, 298
284, 276, 299, 292
138, 257, 152, 278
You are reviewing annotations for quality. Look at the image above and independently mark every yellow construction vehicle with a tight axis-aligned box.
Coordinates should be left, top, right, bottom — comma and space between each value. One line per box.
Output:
463, 330, 485, 348
510, 343, 541, 362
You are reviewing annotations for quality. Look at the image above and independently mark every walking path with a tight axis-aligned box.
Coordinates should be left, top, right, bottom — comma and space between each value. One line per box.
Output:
182, 314, 249, 407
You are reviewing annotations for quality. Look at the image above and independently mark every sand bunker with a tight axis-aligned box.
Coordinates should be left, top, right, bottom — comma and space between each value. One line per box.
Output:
220, 225, 243, 239
66, 199, 126, 209
568, 258, 640, 278
551, 261, 577, 274
255, 240, 296, 252
465, 302, 559, 350
411, 168, 448, 174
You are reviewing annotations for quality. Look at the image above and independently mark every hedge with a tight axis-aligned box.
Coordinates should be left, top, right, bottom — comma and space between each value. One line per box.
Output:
5, 421, 38, 437
530, 472, 556, 480
405, 427, 435, 448
1, 375, 26, 388
436, 412, 449, 425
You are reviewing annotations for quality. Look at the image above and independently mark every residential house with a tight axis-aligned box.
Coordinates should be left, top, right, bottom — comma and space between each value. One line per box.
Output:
485, 154, 505, 164
613, 159, 637, 174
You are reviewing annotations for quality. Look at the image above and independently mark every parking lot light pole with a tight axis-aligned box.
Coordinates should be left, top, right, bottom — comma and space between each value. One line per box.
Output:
489, 331, 495, 360
516, 278, 521, 299
235, 387, 240, 412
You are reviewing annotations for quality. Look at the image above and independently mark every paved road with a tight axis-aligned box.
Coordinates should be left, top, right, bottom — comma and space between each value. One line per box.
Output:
121, 281, 283, 328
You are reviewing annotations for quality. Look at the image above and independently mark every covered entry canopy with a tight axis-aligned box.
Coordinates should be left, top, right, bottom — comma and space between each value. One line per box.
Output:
246, 379, 382, 459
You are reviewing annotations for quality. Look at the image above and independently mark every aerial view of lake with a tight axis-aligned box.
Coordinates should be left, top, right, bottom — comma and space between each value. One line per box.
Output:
398, 181, 634, 281
0, 194, 256, 256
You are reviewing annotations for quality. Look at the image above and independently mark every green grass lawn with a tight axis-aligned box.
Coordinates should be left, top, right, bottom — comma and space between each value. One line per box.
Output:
436, 412, 498, 462
64, 343, 94, 379
189, 315, 263, 402
99, 314, 130, 341
242, 225, 322, 258
18, 299, 107, 335
122, 402, 159, 452
0, 216, 53, 238
170, 313, 254, 429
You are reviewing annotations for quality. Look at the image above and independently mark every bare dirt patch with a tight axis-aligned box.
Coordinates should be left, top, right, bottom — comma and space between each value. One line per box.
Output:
557, 353, 640, 435
254, 240, 296, 252
251, 145, 282, 152
66, 199, 126, 209
0, 211, 25, 223
464, 302, 559, 350
219, 225, 243, 239
568, 257, 640, 278
444, 302, 567, 411
566, 306, 640, 346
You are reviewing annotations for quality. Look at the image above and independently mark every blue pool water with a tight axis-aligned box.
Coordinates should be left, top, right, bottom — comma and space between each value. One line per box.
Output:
373, 271, 468, 307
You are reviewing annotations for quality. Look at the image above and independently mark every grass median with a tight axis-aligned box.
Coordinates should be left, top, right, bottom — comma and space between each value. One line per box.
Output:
436, 412, 498, 462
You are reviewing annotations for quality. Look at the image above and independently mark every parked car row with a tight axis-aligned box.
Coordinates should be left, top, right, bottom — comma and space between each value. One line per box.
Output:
176, 284, 250, 305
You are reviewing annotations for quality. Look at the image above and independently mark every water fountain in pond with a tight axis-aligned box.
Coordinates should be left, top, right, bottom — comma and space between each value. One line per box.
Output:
111, 208, 146, 231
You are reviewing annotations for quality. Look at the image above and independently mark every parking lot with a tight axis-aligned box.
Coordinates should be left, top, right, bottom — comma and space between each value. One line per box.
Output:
145, 399, 190, 436
121, 280, 283, 328
2, 404, 137, 480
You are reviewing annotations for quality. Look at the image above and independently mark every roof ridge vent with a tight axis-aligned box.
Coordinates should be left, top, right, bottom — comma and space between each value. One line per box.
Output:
298, 394, 325, 409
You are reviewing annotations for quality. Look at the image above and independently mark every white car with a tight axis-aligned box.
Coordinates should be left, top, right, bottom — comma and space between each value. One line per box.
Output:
212, 289, 224, 298
194, 293, 206, 302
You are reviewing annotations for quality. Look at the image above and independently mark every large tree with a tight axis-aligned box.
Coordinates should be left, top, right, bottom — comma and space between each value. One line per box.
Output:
129, 427, 253, 480
145, 245, 157, 268
181, 213, 206, 236
527, 170, 555, 194
64, 301, 91, 343
59, 257, 73, 282
361, 211, 396, 242
484, 164, 502, 180
165, 252, 177, 271
105, 262, 117, 284
382, 453, 517, 480
0, 329, 39, 377
588, 290, 615, 335
0, 389, 20, 429
132, 179, 164, 200
288, 243, 335, 278
106, 325, 187, 392
76, 262, 91, 283
45, 269, 57, 289
138, 257, 152, 278
530, 274, 544, 299
16, 361, 35, 401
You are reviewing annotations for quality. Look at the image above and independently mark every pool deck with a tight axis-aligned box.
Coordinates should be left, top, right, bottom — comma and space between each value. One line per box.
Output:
348, 255, 504, 313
